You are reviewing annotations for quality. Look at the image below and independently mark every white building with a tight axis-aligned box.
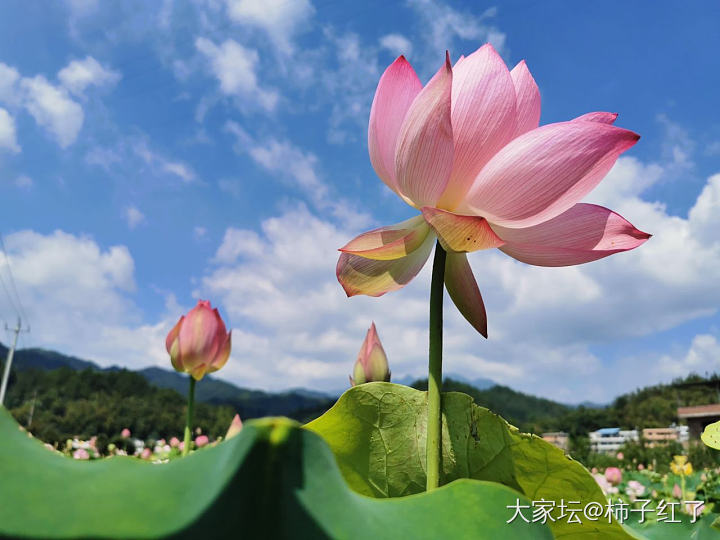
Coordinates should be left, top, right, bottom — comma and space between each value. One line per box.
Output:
589, 427, 639, 453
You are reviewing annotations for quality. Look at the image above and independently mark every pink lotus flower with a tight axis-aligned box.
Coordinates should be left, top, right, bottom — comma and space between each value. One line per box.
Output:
170, 436, 180, 448
616, 452, 624, 460
349, 323, 391, 386
637, 463, 645, 471
195, 435, 209, 448
336, 44, 649, 335
141, 448, 152, 460
166, 300, 232, 381
72, 448, 89, 460
121, 428, 131, 438
225, 414, 244, 440
604, 467, 622, 485
672, 483, 682, 499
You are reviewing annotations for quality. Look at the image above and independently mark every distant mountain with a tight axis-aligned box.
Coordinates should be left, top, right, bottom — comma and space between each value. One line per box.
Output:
0, 343, 98, 372
0, 343, 334, 421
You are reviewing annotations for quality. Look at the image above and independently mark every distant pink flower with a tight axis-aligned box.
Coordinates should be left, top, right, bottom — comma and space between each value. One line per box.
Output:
686, 501, 705, 518
626, 480, 645, 500
195, 435, 209, 448
637, 463, 645, 471
336, 44, 648, 336
593, 473, 618, 496
591, 467, 598, 474
349, 323, 390, 386
672, 483, 682, 499
121, 428, 131, 438
616, 452, 624, 460
179, 442, 185, 452
157, 438, 166, 446
73, 448, 89, 460
225, 414, 243, 440
170, 437, 180, 448
166, 300, 232, 381
605, 467, 622, 485
141, 448, 152, 460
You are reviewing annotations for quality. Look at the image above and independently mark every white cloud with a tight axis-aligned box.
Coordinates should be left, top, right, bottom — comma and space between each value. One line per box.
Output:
64, 0, 98, 16
14, 175, 33, 189
195, 37, 278, 111
225, 121, 371, 229
225, 0, 315, 55
192, 158, 720, 401
0, 63, 21, 105
407, 0, 507, 64
133, 140, 197, 183
379, 34, 413, 57
658, 334, 720, 378
0, 108, 20, 152
193, 226, 208, 240
58, 56, 121, 96
21, 75, 84, 148
0, 230, 176, 371
123, 206, 145, 229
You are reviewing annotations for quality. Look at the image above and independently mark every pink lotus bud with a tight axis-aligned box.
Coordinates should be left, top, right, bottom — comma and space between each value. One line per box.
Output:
225, 414, 243, 440
195, 435, 209, 448
349, 323, 390, 386
179, 441, 185, 452
170, 437, 180, 448
604, 467, 622, 485
166, 300, 232, 381
637, 463, 645, 471
616, 452, 624, 460
121, 428, 131, 438
672, 483, 682, 499
157, 438, 166, 446
141, 448, 152, 460
591, 467, 598, 474
73, 448, 89, 460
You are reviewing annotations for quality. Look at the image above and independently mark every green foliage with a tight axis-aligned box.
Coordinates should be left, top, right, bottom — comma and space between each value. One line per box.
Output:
4, 366, 234, 447
307, 382, 635, 539
0, 407, 552, 539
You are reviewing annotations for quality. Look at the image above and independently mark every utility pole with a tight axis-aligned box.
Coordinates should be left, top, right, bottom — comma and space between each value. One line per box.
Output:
0, 317, 21, 406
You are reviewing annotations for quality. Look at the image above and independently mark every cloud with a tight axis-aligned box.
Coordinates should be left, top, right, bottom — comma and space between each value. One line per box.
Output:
64, 0, 98, 16
133, 140, 197, 183
20, 75, 84, 148
192, 156, 720, 401
195, 37, 278, 111
123, 206, 145, 229
406, 0, 507, 64
225, 0, 315, 55
0, 230, 176, 371
14, 175, 33, 189
58, 56, 121, 96
0, 63, 21, 106
658, 334, 720, 378
0, 108, 20, 153
379, 34, 413, 57
225, 121, 371, 229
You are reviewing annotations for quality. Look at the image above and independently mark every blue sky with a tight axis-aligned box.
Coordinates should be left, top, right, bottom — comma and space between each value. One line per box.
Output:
0, 0, 719, 403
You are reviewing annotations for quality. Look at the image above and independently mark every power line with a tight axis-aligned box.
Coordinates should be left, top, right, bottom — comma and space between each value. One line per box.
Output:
0, 233, 29, 329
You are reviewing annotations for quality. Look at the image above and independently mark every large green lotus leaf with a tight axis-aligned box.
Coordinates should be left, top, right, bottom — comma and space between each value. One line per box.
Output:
0, 407, 551, 539
305, 382, 634, 539
625, 512, 720, 539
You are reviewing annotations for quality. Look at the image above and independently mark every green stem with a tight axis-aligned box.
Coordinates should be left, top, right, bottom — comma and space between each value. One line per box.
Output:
426, 241, 446, 491
183, 377, 196, 457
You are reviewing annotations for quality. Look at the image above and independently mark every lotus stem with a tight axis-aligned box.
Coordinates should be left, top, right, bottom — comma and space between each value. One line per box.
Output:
427, 240, 446, 491
183, 377, 196, 457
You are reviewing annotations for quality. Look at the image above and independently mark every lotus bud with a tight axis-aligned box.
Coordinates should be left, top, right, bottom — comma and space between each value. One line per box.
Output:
170, 437, 180, 448
604, 467, 622, 485
141, 448, 152, 460
226, 414, 243, 440
195, 435, 209, 448
121, 428, 131, 438
672, 483, 682, 499
349, 323, 390, 386
166, 300, 232, 381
